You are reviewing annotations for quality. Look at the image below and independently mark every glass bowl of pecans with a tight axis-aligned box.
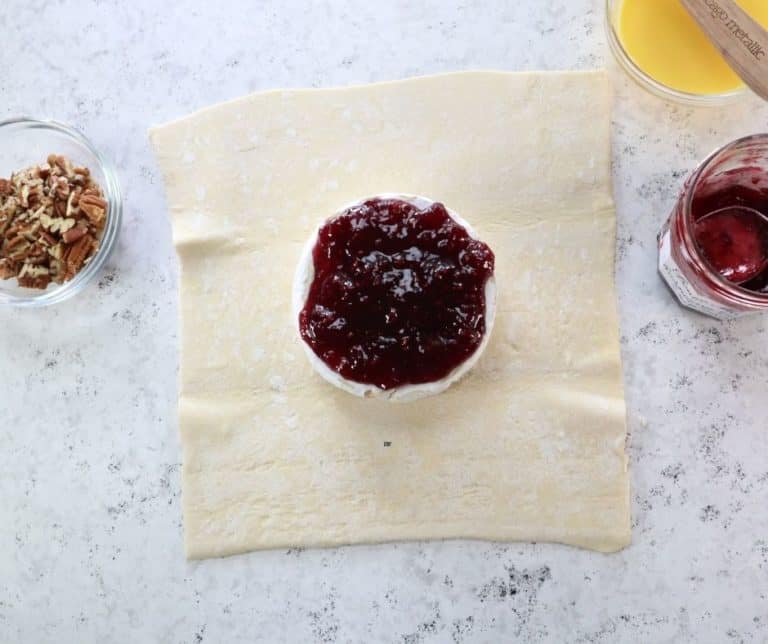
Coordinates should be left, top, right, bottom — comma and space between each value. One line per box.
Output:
0, 118, 121, 307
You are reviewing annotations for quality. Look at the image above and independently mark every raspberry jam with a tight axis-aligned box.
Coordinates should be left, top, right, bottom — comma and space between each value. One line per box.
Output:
298, 197, 495, 390
658, 135, 768, 318
693, 206, 768, 285
691, 174, 768, 286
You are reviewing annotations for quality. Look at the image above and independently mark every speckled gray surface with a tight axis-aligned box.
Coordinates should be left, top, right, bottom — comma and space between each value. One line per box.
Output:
1, 1, 768, 642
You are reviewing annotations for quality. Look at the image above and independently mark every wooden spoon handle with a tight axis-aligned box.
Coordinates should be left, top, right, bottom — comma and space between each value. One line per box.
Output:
679, 0, 768, 101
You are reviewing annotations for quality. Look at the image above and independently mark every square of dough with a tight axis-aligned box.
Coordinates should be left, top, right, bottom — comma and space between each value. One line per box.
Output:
150, 71, 630, 559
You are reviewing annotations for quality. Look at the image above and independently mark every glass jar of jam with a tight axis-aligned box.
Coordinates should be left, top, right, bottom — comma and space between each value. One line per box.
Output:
659, 134, 768, 319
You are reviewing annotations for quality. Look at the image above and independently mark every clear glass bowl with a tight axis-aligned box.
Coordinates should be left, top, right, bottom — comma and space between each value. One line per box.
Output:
605, 0, 748, 106
0, 118, 122, 307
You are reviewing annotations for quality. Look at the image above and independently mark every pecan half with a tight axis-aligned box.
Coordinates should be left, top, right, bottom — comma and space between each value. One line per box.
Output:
79, 194, 107, 226
65, 233, 95, 273
62, 222, 89, 244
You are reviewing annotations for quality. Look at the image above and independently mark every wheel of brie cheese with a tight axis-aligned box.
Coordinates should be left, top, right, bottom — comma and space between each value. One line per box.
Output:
292, 193, 496, 402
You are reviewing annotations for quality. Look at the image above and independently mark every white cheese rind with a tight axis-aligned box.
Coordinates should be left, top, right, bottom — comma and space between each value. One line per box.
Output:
292, 193, 497, 402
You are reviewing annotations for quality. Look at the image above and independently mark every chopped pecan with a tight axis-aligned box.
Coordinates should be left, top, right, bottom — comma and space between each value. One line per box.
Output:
52, 176, 70, 200
65, 233, 95, 272
4, 220, 24, 239
62, 222, 89, 244
48, 243, 65, 260
19, 183, 30, 208
49, 258, 65, 281
0, 258, 18, 279
65, 190, 79, 217
53, 198, 67, 218
39, 231, 57, 247
38, 163, 51, 180
79, 194, 107, 226
4, 236, 31, 260
22, 220, 42, 242
0, 195, 19, 217
19, 263, 49, 279
18, 272, 51, 289
0, 154, 107, 288
41, 215, 76, 234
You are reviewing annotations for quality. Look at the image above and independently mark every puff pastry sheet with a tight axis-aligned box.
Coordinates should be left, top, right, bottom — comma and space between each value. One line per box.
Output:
150, 71, 630, 559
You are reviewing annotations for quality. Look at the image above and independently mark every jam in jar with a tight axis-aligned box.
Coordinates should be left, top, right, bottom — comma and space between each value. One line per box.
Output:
659, 134, 768, 318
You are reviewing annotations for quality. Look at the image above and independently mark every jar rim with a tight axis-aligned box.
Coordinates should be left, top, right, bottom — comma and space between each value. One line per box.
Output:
680, 133, 768, 306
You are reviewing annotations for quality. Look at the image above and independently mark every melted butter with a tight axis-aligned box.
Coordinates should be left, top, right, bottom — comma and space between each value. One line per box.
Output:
618, 0, 768, 95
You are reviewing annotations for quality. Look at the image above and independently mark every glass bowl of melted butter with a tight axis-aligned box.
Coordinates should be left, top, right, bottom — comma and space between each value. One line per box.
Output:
606, 0, 768, 105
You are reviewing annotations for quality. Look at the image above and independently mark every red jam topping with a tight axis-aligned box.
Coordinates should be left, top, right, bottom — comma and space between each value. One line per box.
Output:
692, 177, 768, 289
694, 208, 768, 284
299, 197, 495, 390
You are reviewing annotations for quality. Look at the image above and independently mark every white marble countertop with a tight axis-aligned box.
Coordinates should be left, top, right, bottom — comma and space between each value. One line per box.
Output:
2, 1, 768, 642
